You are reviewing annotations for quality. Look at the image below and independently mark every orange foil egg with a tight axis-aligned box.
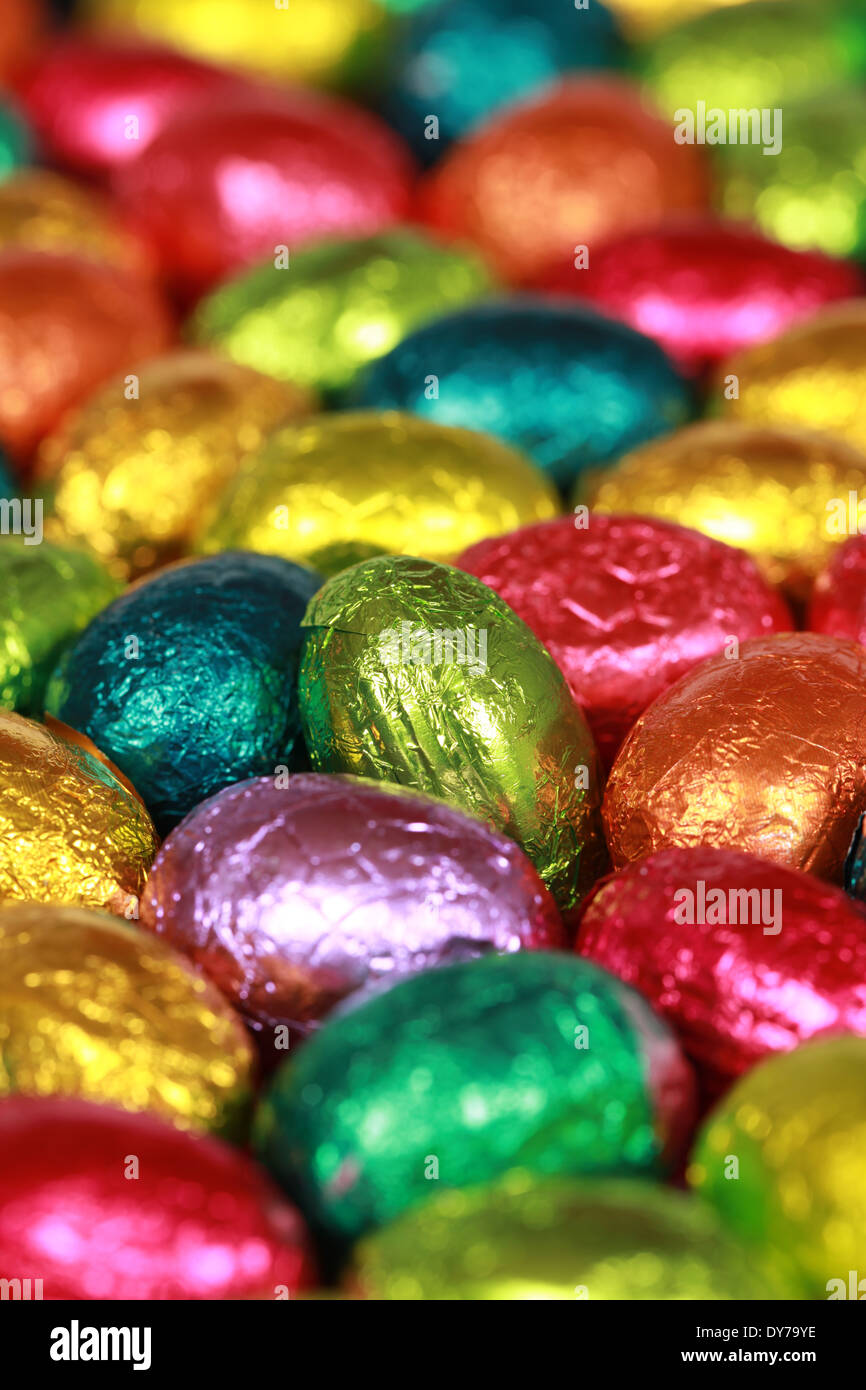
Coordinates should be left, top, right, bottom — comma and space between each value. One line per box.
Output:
0, 0, 46, 85
0, 170, 153, 274
419, 78, 711, 284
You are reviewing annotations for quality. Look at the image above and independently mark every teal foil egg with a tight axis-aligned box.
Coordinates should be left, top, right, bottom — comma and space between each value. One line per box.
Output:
253, 952, 696, 1239
350, 298, 694, 487
0, 445, 15, 497
0, 98, 33, 182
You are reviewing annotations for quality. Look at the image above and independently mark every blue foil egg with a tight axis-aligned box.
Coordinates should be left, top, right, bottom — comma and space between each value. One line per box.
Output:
383, 0, 624, 163
351, 298, 695, 488
45, 552, 323, 834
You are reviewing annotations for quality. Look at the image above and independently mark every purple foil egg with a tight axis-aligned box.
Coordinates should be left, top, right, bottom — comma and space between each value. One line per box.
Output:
139, 774, 565, 1043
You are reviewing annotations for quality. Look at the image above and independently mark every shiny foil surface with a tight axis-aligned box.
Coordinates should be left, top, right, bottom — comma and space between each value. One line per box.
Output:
112, 92, 415, 296
0, 170, 153, 273
587, 420, 866, 603
0, 447, 15, 497
0, 904, 254, 1136
37, 350, 314, 579
539, 222, 863, 377
0, 0, 46, 84
604, 0, 784, 38
603, 633, 866, 882
140, 773, 565, 1041
196, 412, 558, 577
253, 953, 695, 1239
0, 97, 33, 180
189, 229, 493, 397
45, 553, 323, 836
577, 846, 866, 1103
688, 1037, 866, 1298
0, 537, 121, 714
809, 536, 866, 645
418, 78, 710, 284
352, 299, 695, 488
298, 555, 606, 915
350, 1171, 799, 1300
0, 709, 157, 914
0, 1096, 316, 1300
720, 301, 866, 457
457, 515, 792, 770
0, 250, 172, 467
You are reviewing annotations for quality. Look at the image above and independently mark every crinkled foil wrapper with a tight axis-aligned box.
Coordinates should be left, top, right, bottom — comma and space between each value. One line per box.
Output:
0, 903, 255, 1137
0, 709, 157, 913
603, 633, 866, 882
298, 554, 606, 913
254, 953, 694, 1239
0, 169, 152, 272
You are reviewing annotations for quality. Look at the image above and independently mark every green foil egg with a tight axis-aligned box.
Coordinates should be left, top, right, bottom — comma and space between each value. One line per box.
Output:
298, 554, 606, 913
188, 229, 493, 397
0, 99, 32, 183
253, 953, 695, 1240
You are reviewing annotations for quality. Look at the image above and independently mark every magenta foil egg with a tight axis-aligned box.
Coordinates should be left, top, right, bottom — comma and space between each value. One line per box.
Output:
139, 774, 565, 1042
809, 535, 866, 643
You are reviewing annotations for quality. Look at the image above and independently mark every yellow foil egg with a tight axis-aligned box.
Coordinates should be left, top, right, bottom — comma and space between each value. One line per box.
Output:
37, 350, 314, 579
605, 0, 784, 39
584, 420, 866, 603
0, 709, 158, 915
195, 411, 559, 576
0, 169, 153, 276
0, 901, 254, 1137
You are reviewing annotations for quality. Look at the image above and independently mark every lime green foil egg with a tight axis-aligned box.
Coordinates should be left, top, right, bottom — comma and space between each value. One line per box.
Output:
297, 554, 607, 913
189, 230, 493, 397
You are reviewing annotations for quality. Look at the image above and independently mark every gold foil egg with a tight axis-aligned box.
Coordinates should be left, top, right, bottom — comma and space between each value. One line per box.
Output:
37, 350, 314, 579
0, 901, 254, 1137
585, 419, 866, 603
0, 708, 158, 914
0, 169, 153, 274
196, 411, 558, 576
605, 0, 785, 39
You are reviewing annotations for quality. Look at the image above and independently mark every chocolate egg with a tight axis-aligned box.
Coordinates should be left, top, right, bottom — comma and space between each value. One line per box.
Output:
189, 229, 493, 397
418, 78, 710, 284
0, 709, 157, 913
45, 553, 322, 835
604, 633, 866, 883
688, 1037, 866, 1298
37, 350, 314, 579
141, 773, 564, 1041
809, 536, 866, 644
0, 903, 254, 1136
538, 221, 862, 377
0, 96, 33, 179
298, 555, 606, 914
0, 170, 153, 273
457, 514, 792, 769
604, 0, 783, 39
113, 92, 414, 296
353, 299, 694, 487
254, 953, 695, 1238
0, 538, 121, 714
578, 846, 866, 1102
0, 250, 172, 467
0, 1096, 315, 1300
0, 0, 46, 85
195, 412, 557, 576
586, 420, 866, 603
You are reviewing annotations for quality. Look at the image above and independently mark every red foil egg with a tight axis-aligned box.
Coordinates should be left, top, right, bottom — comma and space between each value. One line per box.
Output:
418, 78, 710, 284
113, 91, 415, 296
0, 1095, 316, 1299
537, 220, 864, 377
809, 535, 866, 644
457, 514, 792, 769
18, 37, 254, 179
0, 250, 172, 466
577, 846, 866, 1104
0, 0, 46, 85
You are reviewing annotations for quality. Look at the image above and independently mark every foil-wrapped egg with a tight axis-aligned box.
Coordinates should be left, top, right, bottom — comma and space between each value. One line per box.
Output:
298, 555, 606, 915
140, 773, 565, 1043
538, 221, 862, 377
457, 514, 792, 769
37, 350, 314, 579
603, 633, 866, 883
586, 420, 866, 604
0, 903, 254, 1136
189, 229, 493, 397
0, 447, 15, 496
350, 1171, 801, 1300
577, 846, 866, 1103
254, 953, 695, 1238
0, 1096, 315, 1300
418, 78, 710, 284
195, 412, 557, 576
353, 299, 694, 487
0, 250, 172, 467
45, 553, 323, 836
0, 709, 157, 913
0, 96, 33, 179
0, 170, 153, 273
604, 0, 785, 39
809, 536, 866, 644
688, 1037, 866, 1298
